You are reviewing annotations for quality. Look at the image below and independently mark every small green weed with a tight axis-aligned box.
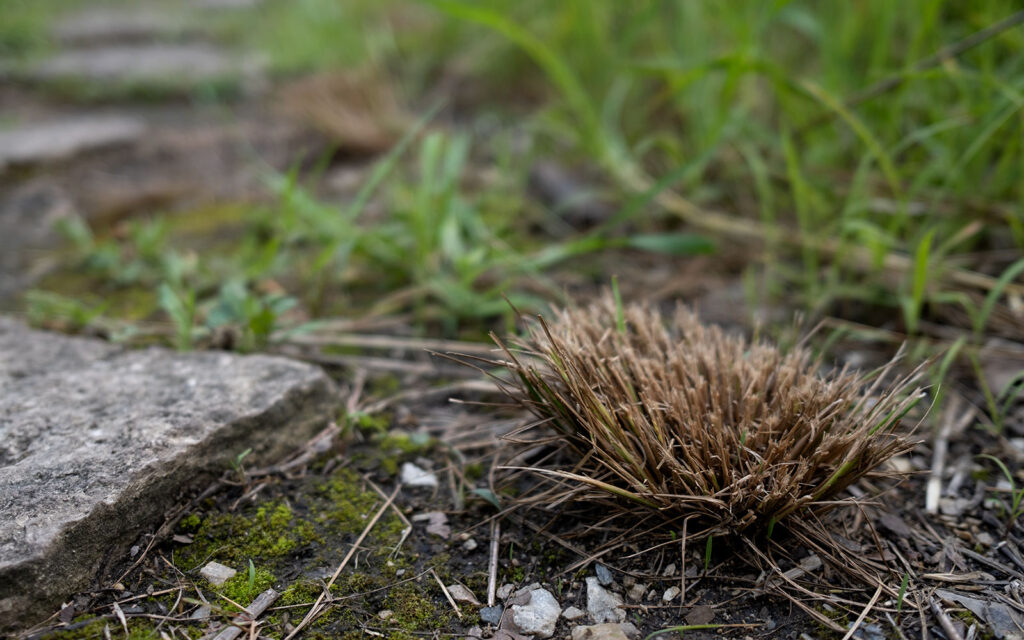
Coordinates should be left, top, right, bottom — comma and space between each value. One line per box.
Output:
979, 454, 1024, 532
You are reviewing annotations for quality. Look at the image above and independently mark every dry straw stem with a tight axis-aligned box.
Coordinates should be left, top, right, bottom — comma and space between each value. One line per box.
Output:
487, 294, 924, 540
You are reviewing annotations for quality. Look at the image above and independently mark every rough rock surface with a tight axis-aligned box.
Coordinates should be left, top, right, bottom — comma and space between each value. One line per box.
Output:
585, 577, 626, 624
0, 318, 336, 628
510, 588, 561, 638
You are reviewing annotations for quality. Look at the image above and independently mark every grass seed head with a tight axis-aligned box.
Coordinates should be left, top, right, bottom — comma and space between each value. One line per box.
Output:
493, 294, 922, 538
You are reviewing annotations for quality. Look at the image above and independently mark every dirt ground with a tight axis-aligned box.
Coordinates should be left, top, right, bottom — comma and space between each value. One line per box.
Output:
4, 3, 1024, 640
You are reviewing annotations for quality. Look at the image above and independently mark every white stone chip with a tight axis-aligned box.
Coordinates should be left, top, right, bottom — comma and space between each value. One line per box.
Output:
511, 588, 561, 638
562, 606, 586, 621
585, 577, 625, 623
199, 561, 236, 586
400, 462, 438, 487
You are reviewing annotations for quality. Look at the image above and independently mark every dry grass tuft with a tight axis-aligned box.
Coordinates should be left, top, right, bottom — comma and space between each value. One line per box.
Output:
484, 294, 924, 540
277, 71, 410, 154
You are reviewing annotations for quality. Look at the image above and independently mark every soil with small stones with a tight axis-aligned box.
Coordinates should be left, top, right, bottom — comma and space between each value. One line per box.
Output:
5, 2, 1024, 639
17, 378, 1024, 640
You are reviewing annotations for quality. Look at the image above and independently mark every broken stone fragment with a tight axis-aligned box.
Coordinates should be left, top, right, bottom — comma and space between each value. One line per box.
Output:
199, 561, 236, 586
479, 605, 503, 626
571, 623, 630, 640
412, 511, 450, 538
562, 606, 585, 621
446, 584, 480, 606
626, 583, 646, 602
401, 462, 438, 487
585, 577, 625, 624
510, 588, 561, 638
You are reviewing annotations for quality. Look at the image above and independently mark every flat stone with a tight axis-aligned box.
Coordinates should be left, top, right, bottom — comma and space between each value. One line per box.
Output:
0, 319, 336, 628
595, 563, 613, 586
662, 586, 680, 602
54, 9, 184, 45
562, 606, 585, 621
31, 44, 245, 86
510, 588, 561, 638
446, 584, 480, 606
585, 577, 625, 624
199, 561, 236, 586
571, 623, 630, 640
0, 116, 145, 171
480, 605, 503, 626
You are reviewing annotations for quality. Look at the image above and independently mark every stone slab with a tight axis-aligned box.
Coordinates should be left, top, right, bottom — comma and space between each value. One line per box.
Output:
31, 44, 242, 86
0, 319, 337, 628
0, 115, 145, 171
54, 9, 185, 45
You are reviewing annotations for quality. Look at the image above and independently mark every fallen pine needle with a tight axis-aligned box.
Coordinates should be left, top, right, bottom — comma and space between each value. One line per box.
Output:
840, 584, 883, 640
432, 569, 462, 619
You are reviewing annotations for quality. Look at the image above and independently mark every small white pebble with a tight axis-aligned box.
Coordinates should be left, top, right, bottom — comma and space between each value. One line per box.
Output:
562, 606, 585, 621
400, 462, 438, 487
199, 561, 236, 586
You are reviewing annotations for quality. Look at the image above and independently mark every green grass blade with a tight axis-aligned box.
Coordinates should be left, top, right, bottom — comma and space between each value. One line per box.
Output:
897, 572, 909, 613
612, 275, 626, 334
973, 257, 1024, 338
903, 228, 936, 335
348, 102, 441, 219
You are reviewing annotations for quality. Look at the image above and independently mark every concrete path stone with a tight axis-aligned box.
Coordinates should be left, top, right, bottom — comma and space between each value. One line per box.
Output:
31, 44, 245, 86
0, 319, 337, 628
54, 9, 186, 46
0, 115, 145, 171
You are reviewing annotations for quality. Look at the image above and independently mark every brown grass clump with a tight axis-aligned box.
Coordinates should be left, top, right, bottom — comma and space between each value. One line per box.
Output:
278, 71, 409, 154
484, 294, 923, 540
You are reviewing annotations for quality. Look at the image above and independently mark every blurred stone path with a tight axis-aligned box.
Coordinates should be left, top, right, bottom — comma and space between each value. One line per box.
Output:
0, 0, 339, 630
0, 318, 337, 628
0, 0, 319, 303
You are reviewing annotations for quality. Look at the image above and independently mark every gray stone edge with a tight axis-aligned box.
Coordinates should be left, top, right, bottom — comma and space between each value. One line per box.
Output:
0, 365, 338, 631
